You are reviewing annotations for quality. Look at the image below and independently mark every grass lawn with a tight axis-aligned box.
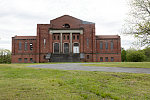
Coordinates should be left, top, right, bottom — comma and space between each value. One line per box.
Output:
0, 64, 150, 100
81, 62, 150, 68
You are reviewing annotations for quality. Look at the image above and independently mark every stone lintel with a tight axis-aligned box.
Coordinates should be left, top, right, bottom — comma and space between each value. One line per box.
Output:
49, 29, 83, 34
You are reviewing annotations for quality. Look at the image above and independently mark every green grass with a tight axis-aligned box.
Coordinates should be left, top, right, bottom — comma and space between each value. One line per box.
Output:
81, 62, 150, 68
0, 64, 150, 100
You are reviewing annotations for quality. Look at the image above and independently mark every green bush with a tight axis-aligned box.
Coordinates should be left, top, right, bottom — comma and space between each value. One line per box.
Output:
126, 50, 146, 62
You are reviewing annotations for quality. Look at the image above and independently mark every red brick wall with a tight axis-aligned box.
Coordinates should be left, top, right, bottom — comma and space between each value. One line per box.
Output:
11, 37, 37, 63
12, 54, 36, 63
11, 15, 121, 63
36, 24, 51, 62
50, 15, 82, 29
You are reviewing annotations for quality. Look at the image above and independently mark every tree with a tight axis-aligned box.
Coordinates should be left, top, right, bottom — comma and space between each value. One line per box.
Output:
121, 48, 127, 62
124, 0, 150, 46
143, 46, 150, 61
126, 49, 146, 62
0, 49, 11, 63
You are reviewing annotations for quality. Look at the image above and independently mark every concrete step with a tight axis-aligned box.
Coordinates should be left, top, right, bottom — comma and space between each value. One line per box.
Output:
50, 53, 80, 62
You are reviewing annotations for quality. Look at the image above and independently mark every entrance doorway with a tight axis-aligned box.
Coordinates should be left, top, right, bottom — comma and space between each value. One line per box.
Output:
73, 43, 79, 53
64, 43, 69, 53
54, 43, 59, 53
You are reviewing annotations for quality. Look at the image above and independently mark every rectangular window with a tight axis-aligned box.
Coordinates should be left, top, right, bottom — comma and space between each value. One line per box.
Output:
111, 57, 114, 62
100, 57, 103, 62
24, 58, 27, 63
87, 38, 89, 48
105, 41, 108, 49
30, 58, 33, 62
100, 41, 103, 49
105, 57, 108, 62
19, 41, 22, 50
44, 39, 46, 46
24, 42, 27, 51
18, 58, 22, 62
87, 55, 89, 59
30, 43, 33, 50
111, 41, 113, 50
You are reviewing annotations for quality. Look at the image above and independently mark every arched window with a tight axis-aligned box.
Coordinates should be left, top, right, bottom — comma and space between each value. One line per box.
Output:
73, 35, 75, 40
63, 24, 70, 28
74, 43, 79, 46
64, 35, 65, 40
67, 35, 69, 40
58, 36, 60, 40
53, 36, 56, 40
77, 35, 79, 40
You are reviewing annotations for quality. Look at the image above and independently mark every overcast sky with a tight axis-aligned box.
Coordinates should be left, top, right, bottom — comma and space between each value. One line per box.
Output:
0, 0, 135, 50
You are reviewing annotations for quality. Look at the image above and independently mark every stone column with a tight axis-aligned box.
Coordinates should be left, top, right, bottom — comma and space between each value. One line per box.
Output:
60, 33, 62, 53
70, 33, 72, 53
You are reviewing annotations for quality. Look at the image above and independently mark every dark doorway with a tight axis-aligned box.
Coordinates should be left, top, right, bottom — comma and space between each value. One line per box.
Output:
54, 43, 59, 53
64, 43, 69, 53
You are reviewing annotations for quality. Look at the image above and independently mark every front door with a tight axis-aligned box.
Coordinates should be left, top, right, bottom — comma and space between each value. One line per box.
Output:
73, 43, 79, 53
64, 43, 69, 53
54, 43, 59, 53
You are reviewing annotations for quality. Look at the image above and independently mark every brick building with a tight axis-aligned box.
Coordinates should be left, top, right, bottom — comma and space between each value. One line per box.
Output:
12, 15, 121, 63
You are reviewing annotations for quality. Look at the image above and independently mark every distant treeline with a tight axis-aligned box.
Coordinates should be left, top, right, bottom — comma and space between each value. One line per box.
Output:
0, 49, 11, 64
121, 46, 150, 62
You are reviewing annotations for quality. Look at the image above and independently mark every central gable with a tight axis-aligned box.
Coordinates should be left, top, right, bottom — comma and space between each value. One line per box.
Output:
50, 15, 82, 29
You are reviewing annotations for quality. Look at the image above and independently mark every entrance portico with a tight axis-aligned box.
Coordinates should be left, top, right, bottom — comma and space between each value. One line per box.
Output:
49, 29, 83, 54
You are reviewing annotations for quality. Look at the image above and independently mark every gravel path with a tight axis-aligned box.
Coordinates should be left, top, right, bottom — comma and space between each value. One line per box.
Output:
28, 63, 150, 74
